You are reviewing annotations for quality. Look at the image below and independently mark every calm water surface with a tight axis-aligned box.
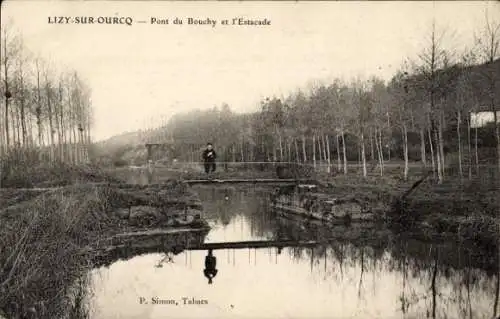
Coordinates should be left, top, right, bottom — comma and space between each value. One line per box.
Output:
89, 186, 499, 319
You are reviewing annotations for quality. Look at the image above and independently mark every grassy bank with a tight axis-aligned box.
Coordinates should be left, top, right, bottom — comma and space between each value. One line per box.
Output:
0, 166, 208, 318
313, 171, 500, 254
1, 185, 111, 318
1, 162, 123, 189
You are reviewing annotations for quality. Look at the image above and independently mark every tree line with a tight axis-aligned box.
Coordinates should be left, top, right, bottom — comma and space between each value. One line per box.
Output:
0, 24, 93, 165
154, 19, 499, 183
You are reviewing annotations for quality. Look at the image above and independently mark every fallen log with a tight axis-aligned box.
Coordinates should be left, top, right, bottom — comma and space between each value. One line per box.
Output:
400, 170, 434, 200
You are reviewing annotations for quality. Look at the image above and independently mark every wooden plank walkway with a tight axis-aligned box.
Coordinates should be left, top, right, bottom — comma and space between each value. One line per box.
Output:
94, 238, 341, 258
182, 178, 317, 185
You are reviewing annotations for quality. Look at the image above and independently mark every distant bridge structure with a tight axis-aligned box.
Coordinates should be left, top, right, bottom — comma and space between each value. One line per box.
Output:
145, 143, 174, 162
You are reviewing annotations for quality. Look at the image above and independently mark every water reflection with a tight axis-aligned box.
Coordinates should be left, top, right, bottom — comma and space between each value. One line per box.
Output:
88, 187, 499, 319
203, 249, 218, 284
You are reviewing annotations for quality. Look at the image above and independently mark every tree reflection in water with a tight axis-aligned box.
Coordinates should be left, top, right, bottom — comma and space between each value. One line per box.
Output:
87, 187, 498, 319
276, 215, 498, 319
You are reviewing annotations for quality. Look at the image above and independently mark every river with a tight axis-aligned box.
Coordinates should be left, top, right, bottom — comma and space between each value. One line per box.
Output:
87, 185, 498, 319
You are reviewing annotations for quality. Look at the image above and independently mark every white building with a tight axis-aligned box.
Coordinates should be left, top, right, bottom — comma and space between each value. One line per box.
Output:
470, 110, 500, 128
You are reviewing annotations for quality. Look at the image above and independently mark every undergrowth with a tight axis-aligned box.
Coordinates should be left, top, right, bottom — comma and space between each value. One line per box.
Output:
0, 187, 107, 318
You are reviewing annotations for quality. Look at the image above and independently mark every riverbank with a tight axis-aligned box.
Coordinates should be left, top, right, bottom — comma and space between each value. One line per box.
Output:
293, 172, 499, 254
0, 165, 209, 319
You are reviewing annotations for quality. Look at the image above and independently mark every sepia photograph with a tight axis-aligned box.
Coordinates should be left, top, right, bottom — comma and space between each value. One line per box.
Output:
0, 1, 499, 318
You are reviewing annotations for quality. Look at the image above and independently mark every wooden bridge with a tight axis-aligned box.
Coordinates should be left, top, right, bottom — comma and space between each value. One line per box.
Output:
107, 228, 336, 251
182, 178, 317, 185
92, 237, 334, 268
184, 239, 326, 251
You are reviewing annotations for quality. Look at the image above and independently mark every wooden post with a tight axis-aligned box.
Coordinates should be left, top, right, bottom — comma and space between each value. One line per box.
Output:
146, 144, 153, 163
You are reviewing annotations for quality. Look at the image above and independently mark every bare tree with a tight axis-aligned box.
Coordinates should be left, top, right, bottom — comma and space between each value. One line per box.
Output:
414, 20, 454, 183
0, 24, 94, 168
474, 8, 500, 175
1, 24, 17, 151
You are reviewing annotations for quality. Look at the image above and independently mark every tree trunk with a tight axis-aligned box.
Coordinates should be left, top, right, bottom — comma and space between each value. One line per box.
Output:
376, 128, 384, 176
361, 131, 367, 178
36, 66, 43, 156
358, 142, 362, 167
431, 251, 438, 319
16, 108, 21, 147
341, 130, 347, 174
249, 143, 254, 162
275, 124, 282, 161
86, 114, 91, 160
322, 135, 328, 163
428, 126, 436, 179
475, 126, 479, 175
420, 128, 426, 167
3, 35, 10, 150
46, 125, 52, 160
457, 111, 463, 181
321, 135, 326, 164
19, 69, 27, 146
260, 138, 264, 161
495, 109, 500, 180
13, 106, 19, 147
79, 127, 85, 164
287, 140, 291, 163
326, 135, 331, 173
240, 139, 244, 162
278, 133, 283, 161
467, 115, 472, 180
318, 134, 323, 167
403, 124, 409, 181
61, 110, 67, 163
386, 111, 391, 161
57, 83, 64, 162
320, 135, 324, 162
435, 128, 443, 184
272, 138, 277, 162
294, 139, 300, 163
27, 113, 33, 148
54, 108, 61, 163
301, 135, 307, 163
0, 107, 4, 156
46, 81, 55, 163
68, 98, 74, 164
336, 134, 341, 172
370, 129, 375, 161
56, 107, 63, 162
72, 125, 77, 164
438, 115, 445, 179
312, 134, 316, 169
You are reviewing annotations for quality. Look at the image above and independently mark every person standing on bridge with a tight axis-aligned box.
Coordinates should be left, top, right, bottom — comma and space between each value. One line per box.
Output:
202, 143, 217, 175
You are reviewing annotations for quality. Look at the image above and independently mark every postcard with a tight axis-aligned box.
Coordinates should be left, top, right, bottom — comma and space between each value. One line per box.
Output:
1, 1, 499, 319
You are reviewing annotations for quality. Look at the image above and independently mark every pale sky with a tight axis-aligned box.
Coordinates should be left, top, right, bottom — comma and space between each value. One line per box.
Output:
1, 1, 498, 141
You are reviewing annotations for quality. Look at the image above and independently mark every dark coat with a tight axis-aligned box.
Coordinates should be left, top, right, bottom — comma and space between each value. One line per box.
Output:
202, 149, 217, 162
205, 255, 216, 269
